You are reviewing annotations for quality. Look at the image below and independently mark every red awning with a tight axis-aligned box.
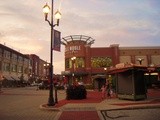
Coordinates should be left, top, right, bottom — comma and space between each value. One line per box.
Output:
108, 66, 147, 74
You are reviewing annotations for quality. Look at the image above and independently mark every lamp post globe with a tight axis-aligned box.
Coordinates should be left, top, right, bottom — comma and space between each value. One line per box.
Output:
43, 3, 50, 20
55, 10, 61, 19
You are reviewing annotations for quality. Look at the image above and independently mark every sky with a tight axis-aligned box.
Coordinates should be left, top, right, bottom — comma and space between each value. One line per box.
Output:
0, 0, 160, 74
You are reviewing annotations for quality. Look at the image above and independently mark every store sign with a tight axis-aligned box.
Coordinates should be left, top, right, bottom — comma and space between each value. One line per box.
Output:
65, 46, 81, 52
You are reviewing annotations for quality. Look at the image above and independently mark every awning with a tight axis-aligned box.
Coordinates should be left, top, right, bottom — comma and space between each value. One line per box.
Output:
108, 66, 147, 74
92, 74, 106, 79
11, 76, 20, 81
3, 75, 14, 81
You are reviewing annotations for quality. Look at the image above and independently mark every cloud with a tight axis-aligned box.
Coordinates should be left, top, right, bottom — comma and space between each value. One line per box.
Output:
1, 0, 160, 73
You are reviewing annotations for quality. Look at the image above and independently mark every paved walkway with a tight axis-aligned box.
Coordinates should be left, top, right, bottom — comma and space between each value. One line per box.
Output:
58, 107, 100, 120
1, 87, 160, 120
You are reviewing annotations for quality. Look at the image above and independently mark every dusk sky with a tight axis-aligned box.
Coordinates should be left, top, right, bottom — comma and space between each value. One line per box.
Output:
0, 0, 160, 73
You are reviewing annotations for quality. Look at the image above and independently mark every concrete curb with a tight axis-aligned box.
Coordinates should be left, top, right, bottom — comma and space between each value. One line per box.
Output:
100, 104, 160, 112
39, 104, 60, 111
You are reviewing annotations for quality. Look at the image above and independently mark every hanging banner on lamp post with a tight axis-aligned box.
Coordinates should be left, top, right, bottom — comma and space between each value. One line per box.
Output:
52, 30, 61, 52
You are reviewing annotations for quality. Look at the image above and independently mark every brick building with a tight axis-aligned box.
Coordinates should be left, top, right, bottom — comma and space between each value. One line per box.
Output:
0, 44, 29, 87
27, 54, 47, 83
61, 35, 160, 89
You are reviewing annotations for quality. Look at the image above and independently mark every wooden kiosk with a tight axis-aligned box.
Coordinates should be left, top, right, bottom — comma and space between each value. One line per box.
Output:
108, 64, 147, 100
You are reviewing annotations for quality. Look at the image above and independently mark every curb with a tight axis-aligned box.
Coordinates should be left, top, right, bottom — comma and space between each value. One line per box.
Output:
39, 104, 60, 111
100, 104, 160, 112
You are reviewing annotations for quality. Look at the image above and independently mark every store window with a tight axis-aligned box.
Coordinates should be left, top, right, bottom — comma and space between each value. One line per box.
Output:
91, 57, 112, 68
75, 57, 85, 68
65, 57, 85, 69
65, 59, 69, 68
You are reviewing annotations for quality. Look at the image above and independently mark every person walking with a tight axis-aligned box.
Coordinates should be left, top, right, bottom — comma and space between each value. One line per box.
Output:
101, 84, 107, 99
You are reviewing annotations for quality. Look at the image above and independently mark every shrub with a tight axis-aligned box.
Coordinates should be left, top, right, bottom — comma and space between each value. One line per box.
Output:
66, 85, 87, 100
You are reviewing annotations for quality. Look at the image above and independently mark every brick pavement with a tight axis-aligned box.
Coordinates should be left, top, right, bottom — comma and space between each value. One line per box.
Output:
1, 87, 160, 120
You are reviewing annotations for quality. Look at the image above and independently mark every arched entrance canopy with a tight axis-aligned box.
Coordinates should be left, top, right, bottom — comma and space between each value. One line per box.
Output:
61, 35, 95, 45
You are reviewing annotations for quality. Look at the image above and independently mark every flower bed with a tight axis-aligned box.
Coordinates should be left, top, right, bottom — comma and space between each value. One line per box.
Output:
66, 85, 87, 100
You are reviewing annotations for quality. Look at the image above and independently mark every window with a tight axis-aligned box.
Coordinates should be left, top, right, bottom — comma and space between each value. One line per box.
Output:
18, 56, 23, 62
0, 48, 2, 57
3, 63, 10, 71
65, 59, 70, 68
11, 64, 17, 72
18, 66, 23, 73
24, 58, 29, 64
65, 57, 85, 69
75, 57, 85, 68
91, 57, 112, 68
12, 54, 17, 61
4, 50, 11, 59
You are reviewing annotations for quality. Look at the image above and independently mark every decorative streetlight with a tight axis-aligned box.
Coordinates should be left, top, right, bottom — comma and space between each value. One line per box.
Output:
44, 63, 50, 80
137, 58, 144, 65
43, 0, 61, 106
104, 67, 108, 83
71, 56, 76, 84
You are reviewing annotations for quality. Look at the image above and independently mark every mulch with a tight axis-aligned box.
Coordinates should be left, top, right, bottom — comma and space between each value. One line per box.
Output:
55, 91, 103, 108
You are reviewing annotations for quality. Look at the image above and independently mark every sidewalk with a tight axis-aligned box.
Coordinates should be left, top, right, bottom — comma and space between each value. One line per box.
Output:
41, 88, 160, 120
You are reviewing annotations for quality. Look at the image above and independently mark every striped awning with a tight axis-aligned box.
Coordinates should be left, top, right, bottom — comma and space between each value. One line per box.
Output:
3, 75, 14, 81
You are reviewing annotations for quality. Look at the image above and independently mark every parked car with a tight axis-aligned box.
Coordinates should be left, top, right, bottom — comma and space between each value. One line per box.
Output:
38, 81, 49, 90
31, 82, 39, 86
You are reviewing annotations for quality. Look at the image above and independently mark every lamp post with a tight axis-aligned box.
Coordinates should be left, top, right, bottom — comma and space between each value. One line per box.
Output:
43, 0, 61, 106
137, 58, 144, 65
104, 67, 109, 86
44, 63, 50, 80
71, 56, 76, 84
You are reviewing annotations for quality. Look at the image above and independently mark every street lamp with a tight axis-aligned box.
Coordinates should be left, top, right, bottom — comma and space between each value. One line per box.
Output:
137, 58, 144, 65
71, 56, 76, 84
104, 67, 108, 83
44, 63, 50, 80
43, 0, 61, 106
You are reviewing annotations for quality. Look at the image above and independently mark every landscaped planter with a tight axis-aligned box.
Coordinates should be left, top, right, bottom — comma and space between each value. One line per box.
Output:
66, 85, 87, 100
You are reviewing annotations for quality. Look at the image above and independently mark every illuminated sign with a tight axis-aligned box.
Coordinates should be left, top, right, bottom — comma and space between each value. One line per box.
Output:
65, 46, 81, 52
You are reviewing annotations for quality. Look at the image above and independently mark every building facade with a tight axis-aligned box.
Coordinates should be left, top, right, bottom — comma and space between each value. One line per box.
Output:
27, 54, 48, 84
61, 35, 160, 89
0, 44, 50, 87
0, 44, 29, 87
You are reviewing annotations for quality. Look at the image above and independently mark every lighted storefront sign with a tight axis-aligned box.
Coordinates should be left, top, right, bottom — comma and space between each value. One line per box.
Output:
65, 46, 81, 52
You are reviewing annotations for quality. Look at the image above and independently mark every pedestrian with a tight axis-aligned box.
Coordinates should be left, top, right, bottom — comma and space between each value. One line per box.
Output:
106, 83, 111, 98
101, 84, 107, 99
